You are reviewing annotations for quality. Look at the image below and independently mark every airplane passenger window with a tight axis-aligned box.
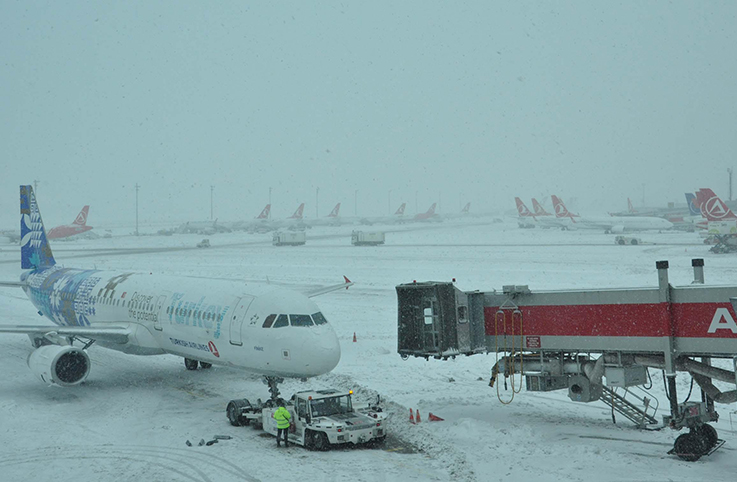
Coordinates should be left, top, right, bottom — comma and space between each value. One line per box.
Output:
273, 315, 289, 328
289, 315, 314, 327
312, 312, 328, 325
262, 314, 276, 328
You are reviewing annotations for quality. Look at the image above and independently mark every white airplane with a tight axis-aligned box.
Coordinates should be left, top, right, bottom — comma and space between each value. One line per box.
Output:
359, 203, 407, 225
0, 186, 349, 401
551, 195, 673, 233
305, 203, 344, 227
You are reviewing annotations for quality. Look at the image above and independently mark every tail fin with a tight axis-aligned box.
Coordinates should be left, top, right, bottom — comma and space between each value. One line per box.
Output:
328, 203, 341, 217
531, 198, 550, 216
551, 195, 577, 220
395, 203, 406, 216
685, 193, 701, 217
257, 204, 271, 219
426, 203, 436, 215
627, 198, 636, 213
20, 185, 56, 270
461, 202, 470, 214
290, 203, 305, 219
696, 188, 737, 221
514, 197, 534, 217
73, 205, 90, 226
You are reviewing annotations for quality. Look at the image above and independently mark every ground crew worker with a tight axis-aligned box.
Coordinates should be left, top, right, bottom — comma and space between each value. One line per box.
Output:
273, 401, 291, 448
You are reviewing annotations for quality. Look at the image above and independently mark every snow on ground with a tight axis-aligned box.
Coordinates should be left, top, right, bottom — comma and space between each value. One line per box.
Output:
1, 220, 737, 481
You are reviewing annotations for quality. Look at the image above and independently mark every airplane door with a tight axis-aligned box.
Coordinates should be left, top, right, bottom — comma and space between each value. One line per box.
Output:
154, 295, 167, 331
229, 296, 254, 346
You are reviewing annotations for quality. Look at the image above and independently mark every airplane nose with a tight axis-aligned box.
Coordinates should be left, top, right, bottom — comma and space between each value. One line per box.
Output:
308, 325, 341, 375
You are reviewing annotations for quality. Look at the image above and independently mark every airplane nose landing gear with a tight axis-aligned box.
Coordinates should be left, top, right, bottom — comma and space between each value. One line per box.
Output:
263, 376, 285, 404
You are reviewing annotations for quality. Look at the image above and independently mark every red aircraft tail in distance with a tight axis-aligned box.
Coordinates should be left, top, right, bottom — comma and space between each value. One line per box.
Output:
47, 205, 93, 239
289, 203, 305, 219
695, 188, 737, 221
550, 195, 579, 221
628, 198, 637, 214
256, 204, 271, 219
394, 203, 406, 216
461, 202, 471, 214
327, 203, 341, 218
514, 197, 535, 218
414, 203, 437, 220
531, 198, 551, 216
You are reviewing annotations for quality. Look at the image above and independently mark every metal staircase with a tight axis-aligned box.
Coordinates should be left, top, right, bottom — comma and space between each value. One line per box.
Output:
600, 386, 659, 427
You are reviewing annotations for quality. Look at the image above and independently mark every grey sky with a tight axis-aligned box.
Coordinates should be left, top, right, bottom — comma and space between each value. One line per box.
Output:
2, 1, 736, 228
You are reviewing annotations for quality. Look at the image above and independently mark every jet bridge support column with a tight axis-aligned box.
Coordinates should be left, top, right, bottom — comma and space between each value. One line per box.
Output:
657, 260, 680, 423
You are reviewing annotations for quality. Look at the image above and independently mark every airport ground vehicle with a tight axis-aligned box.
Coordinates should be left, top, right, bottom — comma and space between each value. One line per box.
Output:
197, 239, 211, 248
273, 231, 306, 246
614, 235, 641, 245
226, 389, 387, 450
351, 231, 385, 246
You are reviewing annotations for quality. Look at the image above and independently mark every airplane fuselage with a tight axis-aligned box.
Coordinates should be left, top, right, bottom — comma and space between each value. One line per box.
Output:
20, 265, 341, 378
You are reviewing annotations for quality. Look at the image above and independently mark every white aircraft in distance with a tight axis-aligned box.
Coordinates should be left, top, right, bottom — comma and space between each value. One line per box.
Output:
530, 198, 571, 229
440, 202, 472, 221
359, 203, 407, 225
551, 195, 673, 233
0, 186, 351, 402
413, 203, 441, 222
305, 203, 344, 228
230, 204, 272, 233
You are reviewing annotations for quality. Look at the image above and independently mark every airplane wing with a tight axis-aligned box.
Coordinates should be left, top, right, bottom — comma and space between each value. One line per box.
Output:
0, 324, 131, 344
0, 281, 24, 288
305, 276, 354, 298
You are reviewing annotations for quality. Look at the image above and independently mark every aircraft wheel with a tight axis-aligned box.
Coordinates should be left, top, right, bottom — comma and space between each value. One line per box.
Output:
184, 358, 199, 370
630, 239, 638, 245
696, 424, 718, 450
200, 362, 213, 369
674, 432, 707, 461
618, 239, 625, 245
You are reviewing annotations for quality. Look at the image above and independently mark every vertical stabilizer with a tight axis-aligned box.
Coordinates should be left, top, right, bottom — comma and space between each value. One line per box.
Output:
20, 185, 56, 270
627, 198, 636, 213
685, 193, 700, 217
515, 197, 534, 218
257, 204, 271, 219
696, 189, 737, 221
328, 203, 341, 217
461, 202, 470, 214
551, 195, 577, 220
395, 203, 406, 216
73, 206, 90, 226
531, 198, 550, 216
290, 203, 305, 219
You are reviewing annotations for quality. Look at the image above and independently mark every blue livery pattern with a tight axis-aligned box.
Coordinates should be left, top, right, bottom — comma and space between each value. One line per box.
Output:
20, 185, 56, 270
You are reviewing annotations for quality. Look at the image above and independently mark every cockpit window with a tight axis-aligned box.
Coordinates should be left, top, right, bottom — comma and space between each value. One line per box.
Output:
312, 312, 328, 325
273, 314, 289, 328
289, 314, 314, 327
262, 314, 276, 328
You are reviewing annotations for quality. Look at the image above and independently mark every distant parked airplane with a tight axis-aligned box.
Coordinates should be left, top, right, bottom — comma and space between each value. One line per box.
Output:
551, 195, 672, 233
46, 206, 94, 239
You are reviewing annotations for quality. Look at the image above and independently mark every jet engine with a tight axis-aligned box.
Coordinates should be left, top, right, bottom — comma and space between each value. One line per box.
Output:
27, 345, 91, 386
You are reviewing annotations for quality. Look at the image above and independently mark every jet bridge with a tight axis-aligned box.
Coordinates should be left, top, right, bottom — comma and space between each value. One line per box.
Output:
396, 259, 737, 461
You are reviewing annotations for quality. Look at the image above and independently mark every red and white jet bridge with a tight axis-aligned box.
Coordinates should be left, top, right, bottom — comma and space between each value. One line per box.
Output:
396, 259, 737, 461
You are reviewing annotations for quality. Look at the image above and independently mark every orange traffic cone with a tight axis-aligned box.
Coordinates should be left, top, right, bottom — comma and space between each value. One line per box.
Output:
416, 410, 421, 423
428, 413, 444, 422
409, 408, 415, 424
353, 332, 357, 342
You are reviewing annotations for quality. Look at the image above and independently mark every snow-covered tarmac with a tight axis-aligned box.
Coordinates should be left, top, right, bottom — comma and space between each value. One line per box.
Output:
1, 221, 737, 481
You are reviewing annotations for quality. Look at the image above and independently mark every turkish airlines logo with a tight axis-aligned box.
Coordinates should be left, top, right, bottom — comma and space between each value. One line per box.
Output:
208, 341, 220, 357
708, 308, 737, 334
518, 203, 531, 216
555, 204, 568, 216
703, 196, 730, 219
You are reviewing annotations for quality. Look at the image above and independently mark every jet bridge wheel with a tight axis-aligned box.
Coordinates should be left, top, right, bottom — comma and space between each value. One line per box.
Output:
184, 358, 199, 370
673, 432, 708, 462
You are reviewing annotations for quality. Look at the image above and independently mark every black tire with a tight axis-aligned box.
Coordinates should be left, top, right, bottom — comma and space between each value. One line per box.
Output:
696, 424, 718, 450
311, 431, 329, 451
367, 435, 387, 448
184, 358, 199, 370
226, 399, 251, 427
200, 362, 212, 369
630, 239, 638, 245
674, 432, 707, 462
618, 239, 625, 245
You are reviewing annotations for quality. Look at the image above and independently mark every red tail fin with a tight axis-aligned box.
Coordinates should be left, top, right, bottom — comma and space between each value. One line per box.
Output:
696, 189, 737, 221
551, 195, 577, 220
290, 203, 305, 219
328, 203, 341, 217
73, 206, 90, 226
257, 204, 271, 219
426, 203, 436, 215
531, 198, 550, 216
461, 202, 470, 213
627, 198, 636, 213
395, 203, 406, 216
515, 197, 534, 217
